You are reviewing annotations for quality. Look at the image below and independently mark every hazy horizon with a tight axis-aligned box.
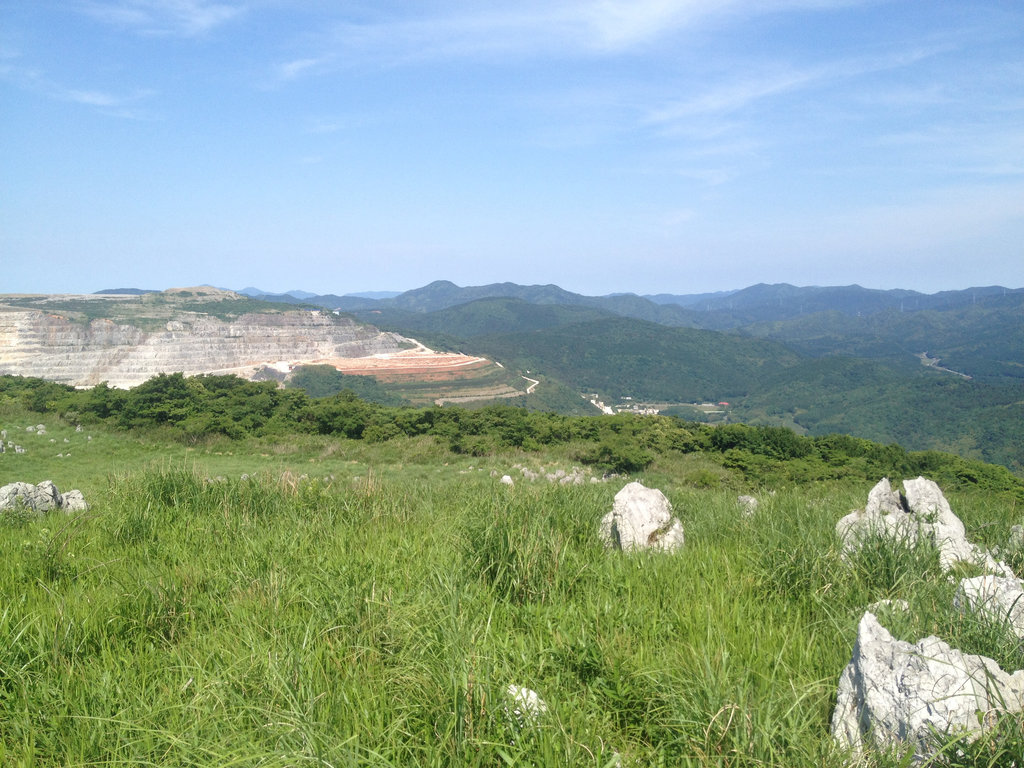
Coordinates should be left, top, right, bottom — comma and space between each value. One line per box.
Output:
8, 278, 1020, 300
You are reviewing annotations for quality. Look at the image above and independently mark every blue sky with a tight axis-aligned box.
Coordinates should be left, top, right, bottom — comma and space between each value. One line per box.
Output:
2, 0, 1022, 296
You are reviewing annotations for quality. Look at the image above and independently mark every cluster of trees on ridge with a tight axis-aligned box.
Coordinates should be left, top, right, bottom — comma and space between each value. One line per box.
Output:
2, 373, 1021, 500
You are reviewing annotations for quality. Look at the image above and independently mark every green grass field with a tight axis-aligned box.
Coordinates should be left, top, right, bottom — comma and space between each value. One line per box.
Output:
2, 404, 1023, 766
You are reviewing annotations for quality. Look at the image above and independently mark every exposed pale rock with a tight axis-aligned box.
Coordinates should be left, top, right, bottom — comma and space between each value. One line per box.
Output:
832, 612, 1024, 762
866, 598, 910, 615
836, 478, 913, 545
505, 684, 547, 725
60, 489, 89, 512
836, 477, 1013, 577
600, 482, 684, 552
954, 575, 1024, 639
500, 475, 514, 486
0, 480, 62, 513
0, 481, 87, 516
0, 309, 404, 388
738, 494, 758, 516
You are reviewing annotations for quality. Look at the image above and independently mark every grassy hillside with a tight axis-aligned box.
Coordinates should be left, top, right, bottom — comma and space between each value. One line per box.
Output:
2, 397, 1023, 765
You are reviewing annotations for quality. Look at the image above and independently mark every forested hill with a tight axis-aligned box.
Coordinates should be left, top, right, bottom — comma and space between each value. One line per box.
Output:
340, 291, 1023, 474
740, 291, 1024, 379
467, 316, 803, 403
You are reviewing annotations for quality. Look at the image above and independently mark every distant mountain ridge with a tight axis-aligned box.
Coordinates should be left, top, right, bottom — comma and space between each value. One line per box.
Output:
238, 280, 1023, 329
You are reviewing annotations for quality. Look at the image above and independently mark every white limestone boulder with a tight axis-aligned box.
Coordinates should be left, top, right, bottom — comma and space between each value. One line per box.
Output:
836, 477, 1014, 577
505, 684, 547, 724
954, 575, 1024, 639
832, 612, 1024, 762
0, 481, 88, 516
600, 482, 684, 552
0, 480, 62, 514
60, 489, 89, 513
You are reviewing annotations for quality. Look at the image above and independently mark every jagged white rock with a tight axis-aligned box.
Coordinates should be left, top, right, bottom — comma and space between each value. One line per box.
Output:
600, 482, 684, 552
836, 477, 1014, 577
832, 612, 1024, 762
0, 480, 62, 512
60, 489, 89, 513
0, 480, 88, 515
954, 575, 1024, 639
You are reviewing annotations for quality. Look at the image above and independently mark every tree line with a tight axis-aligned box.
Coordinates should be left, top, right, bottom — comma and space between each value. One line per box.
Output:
1, 373, 1020, 498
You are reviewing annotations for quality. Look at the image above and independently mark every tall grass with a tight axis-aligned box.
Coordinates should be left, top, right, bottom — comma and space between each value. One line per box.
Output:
1, 460, 1021, 766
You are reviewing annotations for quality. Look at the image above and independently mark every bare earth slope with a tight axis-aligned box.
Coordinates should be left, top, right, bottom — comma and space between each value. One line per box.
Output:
0, 288, 406, 388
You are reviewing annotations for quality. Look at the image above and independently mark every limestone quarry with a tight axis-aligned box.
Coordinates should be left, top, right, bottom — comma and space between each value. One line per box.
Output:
0, 287, 407, 388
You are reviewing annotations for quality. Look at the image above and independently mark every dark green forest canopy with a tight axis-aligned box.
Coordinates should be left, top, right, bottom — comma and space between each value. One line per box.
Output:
2, 374, 1021, 499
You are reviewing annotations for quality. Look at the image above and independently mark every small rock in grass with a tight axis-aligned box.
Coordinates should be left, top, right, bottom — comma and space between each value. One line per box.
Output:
505, 684, 547, 725
738, 495, 758, 516
600, 481, 684, 553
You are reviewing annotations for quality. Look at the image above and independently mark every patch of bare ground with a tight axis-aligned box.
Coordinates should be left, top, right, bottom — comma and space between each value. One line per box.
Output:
434, 386, 525, 405
315, 350, 489, 378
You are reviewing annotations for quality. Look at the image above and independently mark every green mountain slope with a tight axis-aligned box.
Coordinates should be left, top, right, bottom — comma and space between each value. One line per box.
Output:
734, 357, 1024, 472
352, 297, 612, 340
742, 292, 1024, 379
468, 316, 803, 403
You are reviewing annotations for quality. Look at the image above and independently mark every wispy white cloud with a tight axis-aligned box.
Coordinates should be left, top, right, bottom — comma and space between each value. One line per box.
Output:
270, 0, 873, 78
277, 57, 323, 81
65, 88, 124, 107
81, 0, 245, 37
646, 46, 947, 126
872, 124, 1024, 178
0, 55, 157, 118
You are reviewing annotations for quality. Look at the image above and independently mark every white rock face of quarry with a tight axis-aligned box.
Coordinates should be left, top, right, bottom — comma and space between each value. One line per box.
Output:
0, 309, 403, 388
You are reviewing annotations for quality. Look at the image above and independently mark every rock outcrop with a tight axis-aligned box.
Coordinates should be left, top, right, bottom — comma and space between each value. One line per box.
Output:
832, 612, 1024, 762
0, 481, 88, 516
0, 301, 404, 388
836, 477, 1013, 577
599, 482, 684, 552
954, 575, 1024, 639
